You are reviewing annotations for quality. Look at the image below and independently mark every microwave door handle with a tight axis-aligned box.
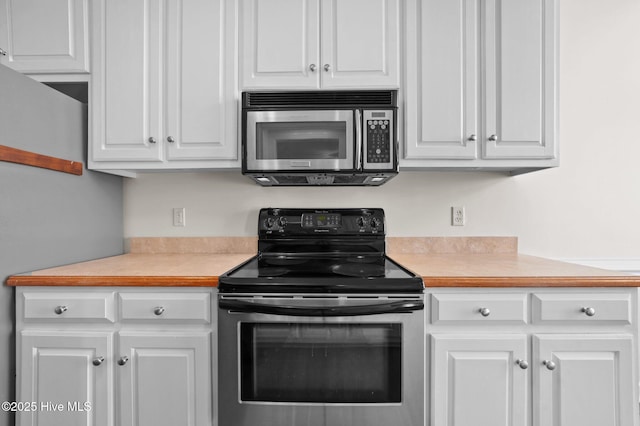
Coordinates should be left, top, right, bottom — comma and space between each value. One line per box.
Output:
219, 299, 424, 317
355, 109, 363, 170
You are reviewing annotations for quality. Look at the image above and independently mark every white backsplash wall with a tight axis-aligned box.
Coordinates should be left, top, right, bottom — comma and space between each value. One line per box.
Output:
124, 0, 640, 260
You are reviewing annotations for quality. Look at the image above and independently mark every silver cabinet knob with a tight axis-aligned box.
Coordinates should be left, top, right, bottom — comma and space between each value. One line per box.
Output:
148, 137, 157, 144
0, 48, 7, 56
543, 360, 556, 370
468, 134, 477, 142
154, 306, 165, 316
118, 356, 129, 366
488, 134, 498, 142
581, 307, 596, 317
92, 356, 105, 366
323, 64, 331, 72
167, 136, 175, 143
479, 307, 491, 317
309, 64, 317, 72
54, 305, 68, 315
515, 359, 529, 370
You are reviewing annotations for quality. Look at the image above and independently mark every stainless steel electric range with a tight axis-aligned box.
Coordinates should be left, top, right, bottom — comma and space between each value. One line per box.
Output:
218, 208, 425, 426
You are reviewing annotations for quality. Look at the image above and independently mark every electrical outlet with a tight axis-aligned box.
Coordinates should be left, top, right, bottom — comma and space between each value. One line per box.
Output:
173, 207, 186, 227
451, 206, 465, 226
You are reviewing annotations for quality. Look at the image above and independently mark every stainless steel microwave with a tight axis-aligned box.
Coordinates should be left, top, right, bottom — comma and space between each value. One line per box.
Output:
241, 91, 398, 186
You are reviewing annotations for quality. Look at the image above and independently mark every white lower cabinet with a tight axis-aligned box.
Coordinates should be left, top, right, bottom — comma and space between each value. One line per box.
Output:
118, 332, 211, 426
427, 289, 640, 426
16, 288, 215, 426
431, 334, 528, 426
19, 331, 113, 426
534, 334, 637, 426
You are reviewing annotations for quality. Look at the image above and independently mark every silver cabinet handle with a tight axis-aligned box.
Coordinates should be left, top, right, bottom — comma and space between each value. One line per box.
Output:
488, 134, 498, 142
323, 64, 331, 72
543, 360, 556, 370
167, 136, 175, 143
54, 305, 68, 315
0, 48, 6, 56
468, 134, 477, 142
154, 306, 165, 316
309, 64, 317, 72
92, 356, 105, 366
118, 356, 129, 366
581, 306, 596, 316
515, 359, 529, 370
148, 137, 157, 144
479, 307, 491, 317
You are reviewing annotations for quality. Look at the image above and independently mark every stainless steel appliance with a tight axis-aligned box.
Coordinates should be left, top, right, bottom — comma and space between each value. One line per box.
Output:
241, 91, 398, 186
218, 208, 424, 426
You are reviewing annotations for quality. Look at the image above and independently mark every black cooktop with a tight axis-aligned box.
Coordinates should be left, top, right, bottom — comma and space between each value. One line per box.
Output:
218, 208, 424, 294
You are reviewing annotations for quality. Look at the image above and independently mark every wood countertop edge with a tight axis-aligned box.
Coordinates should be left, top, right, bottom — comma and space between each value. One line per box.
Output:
7, 275, 640, 288
423, 276, 640, 287
6, 275, 219, 287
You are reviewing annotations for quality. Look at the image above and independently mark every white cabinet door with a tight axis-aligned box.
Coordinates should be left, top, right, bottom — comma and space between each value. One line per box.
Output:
240, 0, 319, 89
431, 334, 529, 426
0, 0, 89, 74
320, 0, 399, 89
165, 0, 237, 161
18, 331, 113, 426
404, 0, 478, 160
534, 334, 638, 426
118, 332, 212, 426
240, 0, 398, 89
483, 0, 557, 159
90, 0, 163, 162
90, 0, 237, 169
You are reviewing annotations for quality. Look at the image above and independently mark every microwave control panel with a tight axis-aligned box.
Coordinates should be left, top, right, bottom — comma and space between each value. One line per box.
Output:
363, 110, 394, 171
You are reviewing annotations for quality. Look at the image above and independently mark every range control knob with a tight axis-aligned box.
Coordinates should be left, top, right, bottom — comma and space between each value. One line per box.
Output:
370, 218, 380, 229
357, 217, 366, 228
264, 217, 275, 229
278, 217, 288, 227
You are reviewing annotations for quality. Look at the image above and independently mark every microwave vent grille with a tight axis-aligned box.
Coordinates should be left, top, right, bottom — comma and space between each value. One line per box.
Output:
243, 91, 396, 108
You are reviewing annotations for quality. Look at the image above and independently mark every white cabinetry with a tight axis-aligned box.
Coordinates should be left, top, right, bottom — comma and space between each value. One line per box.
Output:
89, 0, 238, 174
19, 331, 112, 426
16, 288, 214, 426
431, 334, 528, 426
0, 0, 89, 77
403, 0, 558, 173
240, 0, 399, 89
118, 332, 211, 426
427, 289, 639, 426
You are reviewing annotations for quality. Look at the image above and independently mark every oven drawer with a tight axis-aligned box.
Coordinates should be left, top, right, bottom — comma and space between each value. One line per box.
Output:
431, 293, 527, 324
22, 292, 116, 322
532, 293, 632, 324
120, 293, 211, 323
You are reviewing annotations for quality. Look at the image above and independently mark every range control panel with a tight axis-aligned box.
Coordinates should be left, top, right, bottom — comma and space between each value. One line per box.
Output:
259, 208, 385, 235
363, 109, 394, 171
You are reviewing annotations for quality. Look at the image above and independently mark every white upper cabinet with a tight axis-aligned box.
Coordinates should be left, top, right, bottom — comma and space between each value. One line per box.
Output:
89, 0, 238, 173
240, 0, 400, 89
404, 0, 478, 160
0, 0, 89, 76
403, 0, 558, 172
483, 0, 556, 160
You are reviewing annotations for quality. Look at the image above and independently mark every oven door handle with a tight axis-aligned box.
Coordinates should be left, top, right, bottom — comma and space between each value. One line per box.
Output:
219, 299, 424, 317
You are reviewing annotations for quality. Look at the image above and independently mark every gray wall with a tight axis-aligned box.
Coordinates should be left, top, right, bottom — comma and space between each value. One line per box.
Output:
0, 65, 123, 425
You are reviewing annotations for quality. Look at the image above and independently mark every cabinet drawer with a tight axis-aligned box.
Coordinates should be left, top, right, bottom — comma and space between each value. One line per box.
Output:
532, 293, 632, 324
22, 292, 115, 322
431, 294, 527, 324
119, 293, 210, 323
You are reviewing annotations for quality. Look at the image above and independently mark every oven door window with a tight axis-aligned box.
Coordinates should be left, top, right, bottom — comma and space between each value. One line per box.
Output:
245, 110, 355, 171
240, 323, 402, 404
